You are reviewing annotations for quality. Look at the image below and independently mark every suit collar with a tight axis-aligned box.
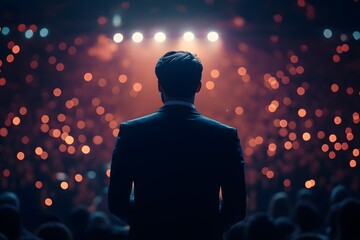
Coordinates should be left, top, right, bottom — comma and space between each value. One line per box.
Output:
158, 104, 200, 115
164, 100, 195, 109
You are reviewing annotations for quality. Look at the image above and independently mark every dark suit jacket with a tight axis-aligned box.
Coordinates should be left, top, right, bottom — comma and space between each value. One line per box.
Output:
108, 105, 246, 240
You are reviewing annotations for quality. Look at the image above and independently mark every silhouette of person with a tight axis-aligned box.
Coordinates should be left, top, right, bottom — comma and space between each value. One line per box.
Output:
245, 213, 277, 240
337, 198, 360, 240
268, 191, 292, 219
108, 51, 246, 240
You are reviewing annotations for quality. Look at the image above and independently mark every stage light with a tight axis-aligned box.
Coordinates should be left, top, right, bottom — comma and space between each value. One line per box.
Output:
154, 32, 166, 43
113, 33, 124, 43
207, 31, 219, 42
132, 32, 143, 43
183, 31, 195, 41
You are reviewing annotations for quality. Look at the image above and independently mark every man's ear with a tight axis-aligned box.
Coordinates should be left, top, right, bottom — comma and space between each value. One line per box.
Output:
158, 82, 163, 93
195, 82, 202, 93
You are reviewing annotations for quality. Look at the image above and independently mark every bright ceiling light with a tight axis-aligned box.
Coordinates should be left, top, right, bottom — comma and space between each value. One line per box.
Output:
183, 31, 195, 42
154, 32, 166, 43
207, 31, 219, 42
113, 33, 124, 43
132, 32, 143, 43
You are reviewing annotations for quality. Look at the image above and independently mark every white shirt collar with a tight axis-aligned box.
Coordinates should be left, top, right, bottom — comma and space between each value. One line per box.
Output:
164, 100, 195, 108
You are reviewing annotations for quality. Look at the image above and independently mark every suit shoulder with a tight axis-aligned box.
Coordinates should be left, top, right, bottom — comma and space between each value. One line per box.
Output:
197, 115, 237, 132
120, 112, 162, 127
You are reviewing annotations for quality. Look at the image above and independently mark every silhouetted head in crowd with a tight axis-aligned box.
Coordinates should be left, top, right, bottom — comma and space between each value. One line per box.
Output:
0, 192, 35, 239
41, 214, 62, 224
88, 211, 110, 228
329, 185, 349, 206
155, 51, 203, 102
108, 225, 129, 240
292, 232, 329, 240
268, 191, 292, 219
35, 221, 72, 240
0, 192, 20, 211
18, 237, 41, 240
338, 198, 360, 240
294, 201, 321, 233
85, 225, 109, 240
84, 211, 112, 240
296, 188, 313, 203
0, 204, 21, 240
245, 212, 276, 240
68, 205, 89, 240
224, 221, 246, 240
275, 217, 297, 240
325, 203, 341, 240
0, 233, 7, 240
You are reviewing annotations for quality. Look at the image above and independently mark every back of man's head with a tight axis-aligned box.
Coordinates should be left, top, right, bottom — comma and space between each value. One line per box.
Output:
155, 51, 203, 99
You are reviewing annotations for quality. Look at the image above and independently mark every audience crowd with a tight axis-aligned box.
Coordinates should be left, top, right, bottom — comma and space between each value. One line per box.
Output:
0, 185, 359, 240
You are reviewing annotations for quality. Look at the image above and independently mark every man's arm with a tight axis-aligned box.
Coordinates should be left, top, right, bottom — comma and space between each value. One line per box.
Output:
108, 124, 133, 223
220, 128, 246, 230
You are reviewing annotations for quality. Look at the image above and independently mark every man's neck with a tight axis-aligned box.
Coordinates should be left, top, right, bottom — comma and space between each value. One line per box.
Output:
161, 94, 196, 108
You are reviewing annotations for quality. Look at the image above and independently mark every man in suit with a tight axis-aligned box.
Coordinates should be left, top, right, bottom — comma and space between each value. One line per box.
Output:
108, 51, 246, 240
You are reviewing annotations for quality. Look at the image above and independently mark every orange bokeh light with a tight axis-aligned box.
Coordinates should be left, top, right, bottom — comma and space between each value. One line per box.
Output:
133, 83, 142, 92
53, 88, 62, 97
302, 132, 311, 141
210, 69, 220, 78
349, 160, 357, 168
35, 181, 43, 189
84, 72, 93, 81
118, 74, 128, 83
60, 181, 69, 190
12, 45, 20, 54
12, 117, 21, 125
81, 145, 91, 154
45, 198, 53, 206
298, 109, 307, 117
283, 179, 291, 187
17, 152, 25, 161
266, 170, 275, 179
74, 174, 83, 182
206, 81, 215, 90
35, 147, 43, 155
7, 54, 14, 63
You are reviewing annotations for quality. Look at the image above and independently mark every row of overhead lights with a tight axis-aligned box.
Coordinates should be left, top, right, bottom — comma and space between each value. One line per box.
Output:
1, 25, 220, 43
112, 31, 220, 43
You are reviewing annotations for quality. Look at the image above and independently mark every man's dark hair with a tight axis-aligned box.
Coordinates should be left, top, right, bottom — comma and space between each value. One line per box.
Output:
155, 51, 203, 98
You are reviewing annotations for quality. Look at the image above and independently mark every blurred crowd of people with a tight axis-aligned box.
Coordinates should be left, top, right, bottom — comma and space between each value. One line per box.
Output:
0, 184, 359, 240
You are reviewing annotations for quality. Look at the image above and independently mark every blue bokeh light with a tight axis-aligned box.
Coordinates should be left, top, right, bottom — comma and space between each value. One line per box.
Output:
25, 29, 34, 39
323, 29, 332, 38
353, 31, 360, 40
1, 27, 10, 35
113, 15, 122, 27
39, 28, 49, 37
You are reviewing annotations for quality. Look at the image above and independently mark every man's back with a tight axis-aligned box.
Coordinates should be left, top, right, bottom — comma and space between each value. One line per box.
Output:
109, 105, 246, 240
109, 51, 246, 240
